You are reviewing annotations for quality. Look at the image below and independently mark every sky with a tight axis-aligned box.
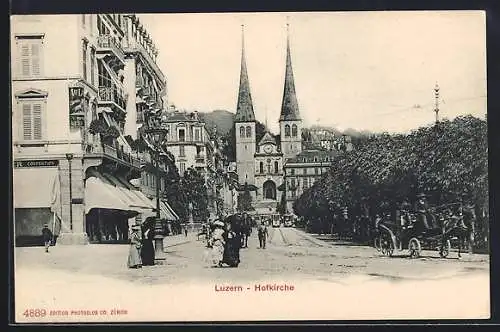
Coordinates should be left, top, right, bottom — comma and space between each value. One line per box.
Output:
139, 11, 487, 134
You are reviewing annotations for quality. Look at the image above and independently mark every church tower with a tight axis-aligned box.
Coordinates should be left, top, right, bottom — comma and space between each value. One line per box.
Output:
235, 25, 256, 185
279, 22, 302, 160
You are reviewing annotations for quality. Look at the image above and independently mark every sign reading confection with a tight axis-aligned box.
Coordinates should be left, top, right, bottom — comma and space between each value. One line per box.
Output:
14, 160, 59, 168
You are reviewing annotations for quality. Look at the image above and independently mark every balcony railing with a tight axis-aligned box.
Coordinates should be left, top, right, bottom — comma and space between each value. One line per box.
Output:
85, 143, 141, 169
195, 155, 205, 163
96, 34, 125, 63
98, 86, 127, 111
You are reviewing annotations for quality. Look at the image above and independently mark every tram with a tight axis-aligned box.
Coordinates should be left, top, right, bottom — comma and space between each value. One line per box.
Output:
271, 214, 281, 227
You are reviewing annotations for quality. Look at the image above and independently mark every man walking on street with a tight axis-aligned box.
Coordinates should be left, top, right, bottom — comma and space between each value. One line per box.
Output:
258, 221, 268, 249
42, 224, 53, 253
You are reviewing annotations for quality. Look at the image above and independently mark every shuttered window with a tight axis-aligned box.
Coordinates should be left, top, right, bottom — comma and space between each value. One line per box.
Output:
17, 37, 43, 78
20, 101, 44, 141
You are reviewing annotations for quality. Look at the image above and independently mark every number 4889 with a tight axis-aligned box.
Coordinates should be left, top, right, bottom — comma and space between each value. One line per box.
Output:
23, 309, 47, 318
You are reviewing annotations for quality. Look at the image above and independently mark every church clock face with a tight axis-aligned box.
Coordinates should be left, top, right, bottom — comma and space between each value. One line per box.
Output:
264, 144, 273, 154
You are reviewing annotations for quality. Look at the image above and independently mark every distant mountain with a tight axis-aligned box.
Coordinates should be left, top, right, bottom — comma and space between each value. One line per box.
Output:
308, 125, 373, 138
198, 110, 235, 136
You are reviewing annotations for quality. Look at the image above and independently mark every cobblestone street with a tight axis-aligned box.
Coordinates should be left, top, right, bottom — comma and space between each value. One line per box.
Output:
15, 228, 489, 322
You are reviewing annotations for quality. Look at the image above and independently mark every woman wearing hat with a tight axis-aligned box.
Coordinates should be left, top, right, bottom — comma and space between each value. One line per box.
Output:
209, 219, 226, 267
141, 218, 155, 266
222, 219, 241, 267
415, 193, 431, 230
127, 225, 143, 269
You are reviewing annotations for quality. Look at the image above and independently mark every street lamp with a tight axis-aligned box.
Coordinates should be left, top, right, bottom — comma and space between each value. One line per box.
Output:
145, 126, 168, 262
65, 153, 74, 231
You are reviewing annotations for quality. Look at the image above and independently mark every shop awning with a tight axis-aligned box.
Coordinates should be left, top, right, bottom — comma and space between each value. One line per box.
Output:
149, 199, 179, 221
84, 177, 132, 214
100, 173, 153, 210
14, 167, 58, 208
85, 170, 153, 215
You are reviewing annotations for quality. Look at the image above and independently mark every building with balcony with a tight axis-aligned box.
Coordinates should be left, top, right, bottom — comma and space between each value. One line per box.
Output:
11, 14, 163, 246
162, 110, 215, 178
282, 149, 338, 213
118, 14, 179, 226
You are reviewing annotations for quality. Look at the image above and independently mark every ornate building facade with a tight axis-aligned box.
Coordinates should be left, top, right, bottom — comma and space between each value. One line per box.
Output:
234, 25, 304, 216
11, 14, 172, 245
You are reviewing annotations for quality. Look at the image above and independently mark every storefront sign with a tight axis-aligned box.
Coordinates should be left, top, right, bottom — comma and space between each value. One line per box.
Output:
14, 160, 59, 168
69, 86, 85, 129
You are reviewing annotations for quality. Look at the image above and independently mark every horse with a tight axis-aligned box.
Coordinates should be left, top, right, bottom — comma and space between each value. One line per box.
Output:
440, 207, 475, 258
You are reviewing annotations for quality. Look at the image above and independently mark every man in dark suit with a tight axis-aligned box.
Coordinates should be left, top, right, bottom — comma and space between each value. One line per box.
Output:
42, 224, 53, 253
258, 221, 269, 249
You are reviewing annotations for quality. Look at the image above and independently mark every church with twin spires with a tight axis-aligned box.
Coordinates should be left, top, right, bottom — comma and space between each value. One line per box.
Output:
234, 24, 303, 215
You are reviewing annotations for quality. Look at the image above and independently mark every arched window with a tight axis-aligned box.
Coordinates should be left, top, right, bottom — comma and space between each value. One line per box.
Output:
239, 126, 245, 138
285, 124, 290, 137
259, 161, 264, 174
246, 126, 251, 137
266, 159, 272, 174
292, 124, 298, 137
274, 161, 279, 174
263, 180, 277, 200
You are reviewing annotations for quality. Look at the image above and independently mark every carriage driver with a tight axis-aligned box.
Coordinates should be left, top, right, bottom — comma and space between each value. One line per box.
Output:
415, 193, 432, 230
400, 199, 412, 228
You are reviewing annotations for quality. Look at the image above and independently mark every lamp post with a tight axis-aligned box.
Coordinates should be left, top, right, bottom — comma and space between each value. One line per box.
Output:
145, 126, 168, 262
65, 153, 74, 231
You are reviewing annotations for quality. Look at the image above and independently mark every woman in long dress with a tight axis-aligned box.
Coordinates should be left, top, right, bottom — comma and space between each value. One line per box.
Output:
222, 221, 241, 267
210, 221, 226, 267
141, 218, 155, 266
128, 225, 142, 268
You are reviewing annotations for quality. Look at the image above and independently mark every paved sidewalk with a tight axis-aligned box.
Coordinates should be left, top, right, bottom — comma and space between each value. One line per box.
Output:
163, 232, 194, 248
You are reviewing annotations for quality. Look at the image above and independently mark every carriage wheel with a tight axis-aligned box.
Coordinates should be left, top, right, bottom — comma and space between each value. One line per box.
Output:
439, 239, 451, 258
408, 238, 421, 259
374, 236, 382, 252
380, 235, 394, 257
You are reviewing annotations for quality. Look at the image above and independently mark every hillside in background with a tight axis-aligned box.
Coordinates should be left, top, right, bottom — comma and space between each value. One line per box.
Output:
198, 110, 235, 136
308, 124, 374, 138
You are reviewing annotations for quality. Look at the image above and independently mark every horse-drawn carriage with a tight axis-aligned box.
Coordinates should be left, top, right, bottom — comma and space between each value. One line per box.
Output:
374, 202, 471, 259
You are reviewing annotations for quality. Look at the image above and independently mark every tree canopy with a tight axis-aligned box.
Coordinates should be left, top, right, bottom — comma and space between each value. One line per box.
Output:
293, 116, 488, 245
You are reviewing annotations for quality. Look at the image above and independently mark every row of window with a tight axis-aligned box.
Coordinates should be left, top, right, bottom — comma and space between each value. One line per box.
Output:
237, 124, 299, 139
257, 160, 280, 174
286, 177, 321, 198
174, 127, 202, 142
140, 172, 165, 191
295, 156, 332, 163
130, 16, 158, 60
284, 124, 299, 138
178, 145, 205, 158
239, 126, 252, 138
286, 167, 329, 176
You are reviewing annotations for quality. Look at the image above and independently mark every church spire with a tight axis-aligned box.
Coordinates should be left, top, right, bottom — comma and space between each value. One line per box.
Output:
235, 24, 256, 122
279, 21, 301, 121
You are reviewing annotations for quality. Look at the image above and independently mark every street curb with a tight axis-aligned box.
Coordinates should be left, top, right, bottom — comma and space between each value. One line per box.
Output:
293, 229, 334, 248
164, 238, 192, 248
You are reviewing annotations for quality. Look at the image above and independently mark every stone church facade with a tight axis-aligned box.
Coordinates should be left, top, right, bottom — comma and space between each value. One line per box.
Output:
234, 25, 303, 216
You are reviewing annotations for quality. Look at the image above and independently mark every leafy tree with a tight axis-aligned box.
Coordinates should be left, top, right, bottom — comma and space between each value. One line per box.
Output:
293, 116, 488, 248
277, 190, 287, 215
237, 186, 254, 212
182, 167, 210, 221
162, 159, 188, 222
